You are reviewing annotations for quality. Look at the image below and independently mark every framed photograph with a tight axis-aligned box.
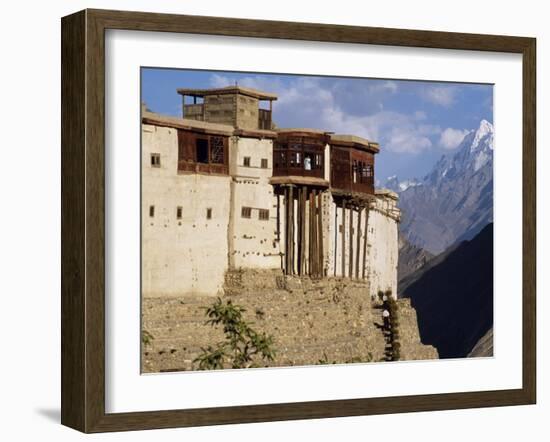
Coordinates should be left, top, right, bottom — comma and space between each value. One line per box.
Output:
61, 9, 536, 433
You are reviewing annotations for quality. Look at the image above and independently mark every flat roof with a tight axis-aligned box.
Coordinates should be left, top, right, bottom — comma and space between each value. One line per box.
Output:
330, 134, 380, 153
177, 85, 278, 101
276, 128, 329, 135
142, 111, 234, 136
142, 111, 277, 138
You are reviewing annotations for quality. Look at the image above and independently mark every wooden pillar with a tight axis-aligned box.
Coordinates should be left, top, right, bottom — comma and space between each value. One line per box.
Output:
349, 205, 354, 279
309, 189, 316, 277
334, 204, 338, 277
299, 187, 307, 276
317, 191, 324, 277
341, 200, 346, 277
284, 186, 290, 275
355, 207, 362, 279
312, 190, 318, 277
362, 207, 370, 279
296, 187, 301, 275
289, 185, 295, 275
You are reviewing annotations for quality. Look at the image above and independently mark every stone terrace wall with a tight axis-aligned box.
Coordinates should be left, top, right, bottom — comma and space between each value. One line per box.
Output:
142, 269, 437, 372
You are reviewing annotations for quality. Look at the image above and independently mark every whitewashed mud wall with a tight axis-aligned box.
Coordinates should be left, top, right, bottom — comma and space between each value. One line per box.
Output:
228, 137, 281, 270
142, 124, 230, 297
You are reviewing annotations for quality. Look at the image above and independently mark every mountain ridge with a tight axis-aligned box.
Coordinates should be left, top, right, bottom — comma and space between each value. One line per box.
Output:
385, 119, 494, 254
399, 223, 494, 359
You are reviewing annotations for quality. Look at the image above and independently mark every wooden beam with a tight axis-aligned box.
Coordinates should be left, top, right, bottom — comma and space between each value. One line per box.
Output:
341, 200, 346, 277
355, 207, 362, 279
317, 191, 324, 277
296, 187, 301, 275
334, 203, 338, 277
284, 186, 289, 275
349, 205, 354, 278
300, 187, 307, 276
289, 185, 295, 275
311, 189, 318, 277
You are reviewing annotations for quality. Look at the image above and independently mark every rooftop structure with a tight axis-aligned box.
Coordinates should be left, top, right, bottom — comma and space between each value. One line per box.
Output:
177, 85, 277, 131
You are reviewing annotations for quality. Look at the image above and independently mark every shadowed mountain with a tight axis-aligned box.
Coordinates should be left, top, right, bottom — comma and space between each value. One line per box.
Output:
468, 328, 493, 357
398, 234, 434, 282
399, 223, 493, 359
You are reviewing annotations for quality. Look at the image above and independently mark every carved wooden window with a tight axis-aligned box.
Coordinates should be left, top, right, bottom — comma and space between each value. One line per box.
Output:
365, 164, 374, 178
210, 136, 225, 164
177, 130, 229, 175
241, 207, 252, 218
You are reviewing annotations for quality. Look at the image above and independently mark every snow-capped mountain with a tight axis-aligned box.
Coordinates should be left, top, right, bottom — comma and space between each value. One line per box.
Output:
384, 176, 422, 193
398, 119, 494, 254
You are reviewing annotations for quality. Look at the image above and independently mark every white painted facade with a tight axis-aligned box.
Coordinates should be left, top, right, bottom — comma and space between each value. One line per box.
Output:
324, 192, 399, 299
142, 89, 400, 300
142, 124, 231, 297
228, 137, 282, 270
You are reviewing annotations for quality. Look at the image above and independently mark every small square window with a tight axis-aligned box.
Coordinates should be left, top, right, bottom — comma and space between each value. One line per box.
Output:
261, 158, 268, 169
176, 206, 183, 219
243, 156, 251, 167
259, 209, 269, 221
150, 153, 161, 167
241, 207, 252, 219
149, 205, 155, 218
206, 208, 212, 220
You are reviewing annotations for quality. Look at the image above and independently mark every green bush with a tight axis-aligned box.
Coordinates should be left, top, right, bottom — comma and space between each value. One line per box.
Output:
141, 330, 154, 346
193, 298, 276, 370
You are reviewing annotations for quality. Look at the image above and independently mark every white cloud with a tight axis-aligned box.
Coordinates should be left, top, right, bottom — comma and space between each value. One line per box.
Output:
439, 127, 470, 150
208, 73, 446, 154
421, 86, 457, 107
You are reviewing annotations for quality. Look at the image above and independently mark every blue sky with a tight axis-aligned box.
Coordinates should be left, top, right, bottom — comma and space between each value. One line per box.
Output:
142, 68, 493, 181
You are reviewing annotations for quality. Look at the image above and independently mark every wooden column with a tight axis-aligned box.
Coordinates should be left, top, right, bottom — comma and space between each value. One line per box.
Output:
341, 200, 346, 277
355, 207, 362, 279
299, 187, 307, 276
334, 205, 338, 277
362, 207, 370, 279
349, 205, 354, 279
284, 186, 290, 275
288, 185, 295, 275
317, 191, 324, 277
311, 189, 318, 277
295, 187, 301, 275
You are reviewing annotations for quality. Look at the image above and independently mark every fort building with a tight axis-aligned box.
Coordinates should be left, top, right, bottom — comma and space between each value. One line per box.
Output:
142, 85, 400, 299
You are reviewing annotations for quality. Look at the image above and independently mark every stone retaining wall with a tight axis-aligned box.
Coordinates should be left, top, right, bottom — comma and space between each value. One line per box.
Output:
142, 269, 437, 372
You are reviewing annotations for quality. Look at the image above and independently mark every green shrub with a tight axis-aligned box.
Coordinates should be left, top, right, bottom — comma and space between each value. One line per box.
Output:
141, 330, 154, 346
193, 298, 276, 370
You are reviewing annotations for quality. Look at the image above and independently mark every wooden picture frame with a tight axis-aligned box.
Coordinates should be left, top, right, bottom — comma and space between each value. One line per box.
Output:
61, 8, 536, 433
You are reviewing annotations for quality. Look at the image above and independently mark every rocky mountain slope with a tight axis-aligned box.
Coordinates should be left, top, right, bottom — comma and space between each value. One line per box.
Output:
399, 223, 493, 359
387, 119, 494, 254
468, 328, 493, 357
397, 234, 434, 282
